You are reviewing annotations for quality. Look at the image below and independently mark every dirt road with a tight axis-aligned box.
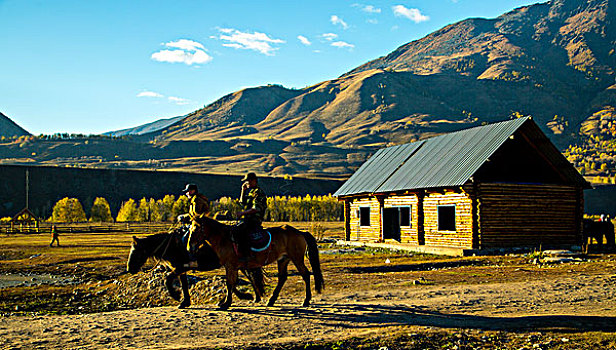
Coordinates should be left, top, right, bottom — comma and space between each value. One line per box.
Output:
2, 270, 616, 349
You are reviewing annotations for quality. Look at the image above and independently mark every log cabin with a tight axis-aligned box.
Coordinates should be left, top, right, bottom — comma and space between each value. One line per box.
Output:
334, 117, 591, 255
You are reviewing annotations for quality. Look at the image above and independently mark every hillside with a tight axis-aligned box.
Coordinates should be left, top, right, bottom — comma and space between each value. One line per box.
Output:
2, 0, 615, 180
0, 112, 30, 138
104, 114, 185, 137
148, 0, 614, 153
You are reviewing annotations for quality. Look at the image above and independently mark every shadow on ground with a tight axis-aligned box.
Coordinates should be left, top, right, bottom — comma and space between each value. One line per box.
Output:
211, 303, 616, 333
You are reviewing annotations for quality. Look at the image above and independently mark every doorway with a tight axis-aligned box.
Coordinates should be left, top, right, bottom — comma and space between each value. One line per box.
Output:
383, 208, 401, 241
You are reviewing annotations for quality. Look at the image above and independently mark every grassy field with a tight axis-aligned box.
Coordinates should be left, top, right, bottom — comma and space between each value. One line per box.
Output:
2, 221, 616, 349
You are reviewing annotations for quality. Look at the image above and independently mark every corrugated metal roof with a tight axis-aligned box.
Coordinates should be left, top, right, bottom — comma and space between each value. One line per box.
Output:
333, 142, 424, 197
335, 117, 532, 196
378, 117, 529, 192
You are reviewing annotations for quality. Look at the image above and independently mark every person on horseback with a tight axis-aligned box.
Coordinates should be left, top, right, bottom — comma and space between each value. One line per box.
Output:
177, 183, 210, 268
235, 172, 267, 262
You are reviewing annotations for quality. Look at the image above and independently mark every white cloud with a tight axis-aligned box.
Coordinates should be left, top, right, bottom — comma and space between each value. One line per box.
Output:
331, 41, 355, 49
367, 19, 379, 24
392, 5, 429, 23
330, 15, 349, 29
137, 91, 164, 98
164, 39, 205, 51
320, 33, 338, 41
217, 28, 285, 56
352, 4, 381, 13
297, 35, 312, 46
168, 96, 191, 105
151, 39, 212, 65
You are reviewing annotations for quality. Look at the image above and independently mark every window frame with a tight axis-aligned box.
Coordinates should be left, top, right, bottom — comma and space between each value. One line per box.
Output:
437, 204, 456, 232
359, 206, 371, 227
398, 206, 411, 227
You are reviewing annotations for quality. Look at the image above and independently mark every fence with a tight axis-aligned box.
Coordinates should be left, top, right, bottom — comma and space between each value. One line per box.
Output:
1, 222, 174, 235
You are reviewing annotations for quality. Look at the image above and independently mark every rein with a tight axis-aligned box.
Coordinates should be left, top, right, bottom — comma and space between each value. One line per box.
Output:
144, 232, 175, 273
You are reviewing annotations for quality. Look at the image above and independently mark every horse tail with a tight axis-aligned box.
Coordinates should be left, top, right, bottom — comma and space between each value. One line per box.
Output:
296, 228, 324, 293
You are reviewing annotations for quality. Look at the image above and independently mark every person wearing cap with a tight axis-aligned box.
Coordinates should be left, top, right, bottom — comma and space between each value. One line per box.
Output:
235, 172, 267, 261
178, 183, 210, 267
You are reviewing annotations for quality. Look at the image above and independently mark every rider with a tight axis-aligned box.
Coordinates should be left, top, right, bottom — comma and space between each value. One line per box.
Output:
177, 183, 210, 268
235, 172, 267, 262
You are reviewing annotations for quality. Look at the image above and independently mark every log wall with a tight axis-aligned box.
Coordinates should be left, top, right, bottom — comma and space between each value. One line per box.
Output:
423, 191, 474, 249
348, 197, 382, 242
477, 183, 582, 248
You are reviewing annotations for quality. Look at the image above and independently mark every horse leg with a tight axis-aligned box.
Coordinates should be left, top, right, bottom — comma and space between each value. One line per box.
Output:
290, 255, 312, 307
178, 273, 191, 309
219, 268, 238, 310
267, 257, 290, 307
165, 271, 181, 301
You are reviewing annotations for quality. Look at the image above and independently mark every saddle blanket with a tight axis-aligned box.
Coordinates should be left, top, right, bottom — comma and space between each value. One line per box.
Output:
248, 229, 272, 252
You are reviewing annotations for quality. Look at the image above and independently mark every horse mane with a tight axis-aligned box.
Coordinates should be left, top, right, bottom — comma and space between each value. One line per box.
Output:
137, 232, 176, 258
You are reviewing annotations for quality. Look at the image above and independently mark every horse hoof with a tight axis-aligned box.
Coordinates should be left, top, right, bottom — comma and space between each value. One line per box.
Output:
267, 300, 276, 307
218, 304, 230, 311
178, 301, 191, 309
302, 301, 310, 307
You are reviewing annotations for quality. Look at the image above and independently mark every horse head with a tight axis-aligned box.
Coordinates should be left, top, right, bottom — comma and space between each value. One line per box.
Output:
127, 236, 148, 274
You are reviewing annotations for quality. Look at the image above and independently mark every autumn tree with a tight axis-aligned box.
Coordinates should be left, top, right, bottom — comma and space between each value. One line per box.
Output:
51, 197, 87, 223
116, 198, 139, 222
90, 197, 113, 222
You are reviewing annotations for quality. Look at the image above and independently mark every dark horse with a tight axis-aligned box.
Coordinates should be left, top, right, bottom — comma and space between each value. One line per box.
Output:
187, 217, 324, 310
583, 218, 615, 252
126, 226, 265, 309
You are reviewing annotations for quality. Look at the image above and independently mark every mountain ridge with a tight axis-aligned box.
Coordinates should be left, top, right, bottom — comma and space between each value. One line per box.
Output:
0, 112, 30, 138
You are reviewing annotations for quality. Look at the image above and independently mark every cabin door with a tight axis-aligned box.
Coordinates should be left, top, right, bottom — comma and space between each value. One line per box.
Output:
383, 208, 401, 241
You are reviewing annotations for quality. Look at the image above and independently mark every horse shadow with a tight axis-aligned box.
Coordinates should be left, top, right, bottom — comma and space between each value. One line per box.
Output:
211, 303, 616, 333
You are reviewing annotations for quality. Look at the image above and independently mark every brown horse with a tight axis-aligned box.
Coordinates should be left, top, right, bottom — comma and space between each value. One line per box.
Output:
187, 217, 324, 310
127, 226, 265, 309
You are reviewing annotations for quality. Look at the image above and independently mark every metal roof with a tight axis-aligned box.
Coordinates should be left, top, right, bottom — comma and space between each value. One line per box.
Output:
333, 142, 424, 197
335, 117, 533, 197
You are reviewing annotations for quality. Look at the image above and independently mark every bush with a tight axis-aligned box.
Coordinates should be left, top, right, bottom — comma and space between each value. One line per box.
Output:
51, 197, 87, 223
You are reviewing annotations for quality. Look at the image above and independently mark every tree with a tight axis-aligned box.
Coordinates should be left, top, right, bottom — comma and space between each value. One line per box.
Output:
51, 197, 87, 223
171, 195, 189, 219
90, 197, 113, 222
116, 198, 139, 222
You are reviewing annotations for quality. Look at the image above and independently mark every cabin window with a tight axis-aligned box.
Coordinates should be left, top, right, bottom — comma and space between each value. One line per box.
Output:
437, 205, 456, 231
399, 206, 411, 227
359, 207, 371, 226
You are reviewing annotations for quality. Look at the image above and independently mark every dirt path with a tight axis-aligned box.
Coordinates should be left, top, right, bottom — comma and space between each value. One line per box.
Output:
2, 272, 616, 349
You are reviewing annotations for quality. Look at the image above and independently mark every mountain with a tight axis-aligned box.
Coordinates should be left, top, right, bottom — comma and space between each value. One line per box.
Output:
0, 112, 30, 138
104, 114, 186, 137
147, 0, 614, 151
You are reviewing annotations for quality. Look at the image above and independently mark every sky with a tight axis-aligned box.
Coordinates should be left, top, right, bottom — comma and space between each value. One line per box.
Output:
1, 0, 540, 135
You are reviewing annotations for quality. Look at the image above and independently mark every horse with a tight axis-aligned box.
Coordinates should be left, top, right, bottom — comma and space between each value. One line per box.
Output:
583, 218, 615, 252
126, 226, 265, 309
187, 217, 324, 310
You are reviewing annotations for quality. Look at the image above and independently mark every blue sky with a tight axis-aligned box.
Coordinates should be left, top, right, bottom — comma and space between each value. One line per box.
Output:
1, 0, 540, 135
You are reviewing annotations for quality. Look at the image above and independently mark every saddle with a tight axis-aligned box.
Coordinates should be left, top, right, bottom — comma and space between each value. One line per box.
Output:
231, 227, 272, 253
247, 229, 272, 252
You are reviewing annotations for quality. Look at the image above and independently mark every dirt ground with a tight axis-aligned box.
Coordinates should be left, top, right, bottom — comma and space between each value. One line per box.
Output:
1, 224, 616, 349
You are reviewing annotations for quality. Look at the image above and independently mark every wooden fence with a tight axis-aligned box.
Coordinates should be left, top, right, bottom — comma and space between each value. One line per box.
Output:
1, 222, 174, 235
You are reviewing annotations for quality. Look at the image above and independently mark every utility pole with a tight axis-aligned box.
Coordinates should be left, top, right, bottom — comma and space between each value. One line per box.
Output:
25, 169, 29, 209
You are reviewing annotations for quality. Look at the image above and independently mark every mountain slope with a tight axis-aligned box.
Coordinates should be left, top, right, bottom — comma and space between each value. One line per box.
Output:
0, 112, 30, 137
150, 0, 614, 152
104, 114, 186, 137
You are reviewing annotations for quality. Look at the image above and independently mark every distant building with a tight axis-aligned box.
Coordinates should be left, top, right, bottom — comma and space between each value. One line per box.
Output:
334, 117, 591, 255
